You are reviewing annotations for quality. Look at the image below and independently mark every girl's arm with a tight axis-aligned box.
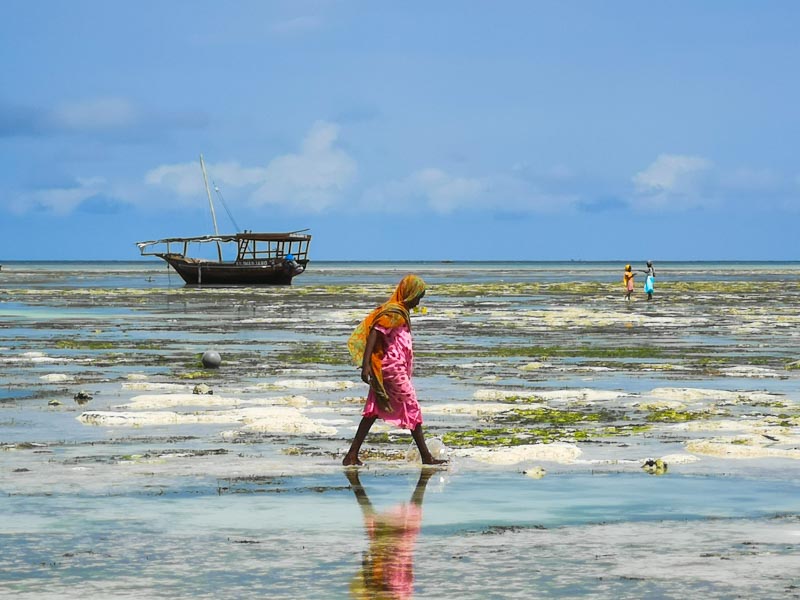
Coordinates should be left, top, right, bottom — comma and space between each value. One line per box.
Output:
361, 328, 381, 384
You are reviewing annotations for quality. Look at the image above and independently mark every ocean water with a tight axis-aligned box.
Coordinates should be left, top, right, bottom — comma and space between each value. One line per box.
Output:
1, 261, 800, 598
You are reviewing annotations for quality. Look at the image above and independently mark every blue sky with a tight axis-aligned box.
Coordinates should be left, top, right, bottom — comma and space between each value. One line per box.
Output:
1, 1, 798, 260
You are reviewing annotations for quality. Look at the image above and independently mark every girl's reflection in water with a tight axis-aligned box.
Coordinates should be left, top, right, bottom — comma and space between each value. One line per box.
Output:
346, 469, 435, 599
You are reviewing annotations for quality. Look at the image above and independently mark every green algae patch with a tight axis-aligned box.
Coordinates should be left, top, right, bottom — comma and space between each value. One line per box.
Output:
117, 448, 227, 463
749, 399, 789, 409
432, 282, 542, 297
273, 342, 350, 366
497, 407, 623, 426
494, 395, 546, 405
362, 432, 416, 445
443, 427, 551, 448
443, 406, 637, 448
741, 356, 784, 366
430, 281, 615, 297
416, 343, 484, 359
178, 370, 219, 380
544, 282, 610, 294
56, 339, 116, 350
118, 454, 145, 461
694, 357, 730, 367
55, 339, 164, 351
642, 458, 668, 475
665, 281, 791, 294
690, 358, 727, 375
359, 447, 407, 461
773, 412, 800, 427
281, 445, 327, 457
443, 425, 585, 447
645, 409, 712, 423
594, 424, 653, 437
480, 345, 672, 360
407, 278, 800, 299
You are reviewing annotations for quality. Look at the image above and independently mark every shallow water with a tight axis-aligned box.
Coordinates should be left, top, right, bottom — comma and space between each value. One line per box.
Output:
2, 261, 800, 598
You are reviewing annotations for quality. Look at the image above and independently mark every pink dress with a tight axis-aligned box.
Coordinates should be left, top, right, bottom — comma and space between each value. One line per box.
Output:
362, 324, 423, 430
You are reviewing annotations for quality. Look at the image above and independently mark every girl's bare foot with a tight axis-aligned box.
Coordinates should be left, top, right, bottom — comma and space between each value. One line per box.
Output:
342, 454, 363, 466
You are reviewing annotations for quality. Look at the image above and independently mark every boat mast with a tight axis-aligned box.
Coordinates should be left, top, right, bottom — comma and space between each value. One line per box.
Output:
199, 154, 223, 261
199, 154, 220, 235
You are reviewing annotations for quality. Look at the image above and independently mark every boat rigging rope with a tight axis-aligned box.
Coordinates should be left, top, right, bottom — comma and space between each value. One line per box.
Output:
212, 181, 242, 233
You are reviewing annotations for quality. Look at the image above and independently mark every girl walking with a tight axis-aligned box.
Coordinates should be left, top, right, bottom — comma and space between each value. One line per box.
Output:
623, 264, 636, 301
343, 274, 446, 466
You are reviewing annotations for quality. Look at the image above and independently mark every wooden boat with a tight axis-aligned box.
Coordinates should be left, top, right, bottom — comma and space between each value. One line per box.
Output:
136, 155, 311, 285
136, 231, 311, 285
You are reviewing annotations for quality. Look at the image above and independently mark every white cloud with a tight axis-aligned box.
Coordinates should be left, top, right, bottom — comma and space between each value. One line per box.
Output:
145, 163, 206, 198
363, 168, 579, 214
142, 121, 357, 213
630, 154, 800, 212
145, 161, 266, 200
633, 154, 711, 192
0, 96, 207, 139
212, 162, 268, 188
362, 169, 486, 213
250, 121, 357, 212
8, 121, 355, 216
631, 154, 713, 210
9, 177, 106, 215
415, 169, 487, 212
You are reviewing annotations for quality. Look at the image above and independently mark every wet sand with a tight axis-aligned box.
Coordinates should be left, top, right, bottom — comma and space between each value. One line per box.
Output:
1, 261, 799, 598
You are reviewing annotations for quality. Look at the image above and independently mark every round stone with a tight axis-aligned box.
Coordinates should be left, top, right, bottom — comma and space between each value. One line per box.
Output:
201, 350, 221, 369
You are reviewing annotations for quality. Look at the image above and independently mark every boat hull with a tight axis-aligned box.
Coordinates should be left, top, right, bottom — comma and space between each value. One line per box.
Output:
158, 254, 306, 285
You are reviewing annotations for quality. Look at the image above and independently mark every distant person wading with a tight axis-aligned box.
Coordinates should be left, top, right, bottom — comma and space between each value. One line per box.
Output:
641, 260, 656, 301
623, 264, 636, 301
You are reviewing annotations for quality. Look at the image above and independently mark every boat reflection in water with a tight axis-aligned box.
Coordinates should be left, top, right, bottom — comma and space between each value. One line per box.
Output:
346, 469, 434, 599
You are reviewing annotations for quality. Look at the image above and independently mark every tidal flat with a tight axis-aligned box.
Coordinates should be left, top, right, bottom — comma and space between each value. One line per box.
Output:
1, 261, 800, 598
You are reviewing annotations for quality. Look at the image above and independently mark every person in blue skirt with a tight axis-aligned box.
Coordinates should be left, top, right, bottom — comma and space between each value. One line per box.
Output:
640, 260, 656, 301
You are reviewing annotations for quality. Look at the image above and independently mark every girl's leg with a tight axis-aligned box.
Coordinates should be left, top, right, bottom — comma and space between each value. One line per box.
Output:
410, 468, 434, 506
343, 416, 377, 466
344, 468, 374, 515
411, 424, 448, 465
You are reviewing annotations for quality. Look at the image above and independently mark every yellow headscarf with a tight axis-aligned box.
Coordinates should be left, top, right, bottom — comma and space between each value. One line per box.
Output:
347, 274, 426, 411
623, 264, 633, 285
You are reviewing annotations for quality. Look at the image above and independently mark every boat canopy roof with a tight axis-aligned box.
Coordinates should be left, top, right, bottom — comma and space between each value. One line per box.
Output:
136, 234, 235, 249
236, 231, 311, 242
136, 230, 311, 249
